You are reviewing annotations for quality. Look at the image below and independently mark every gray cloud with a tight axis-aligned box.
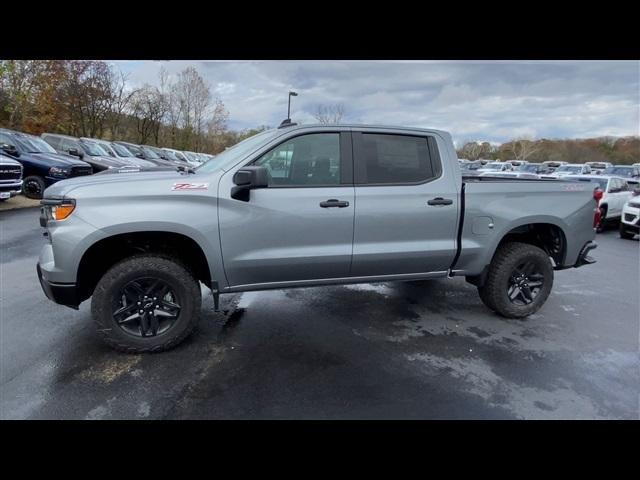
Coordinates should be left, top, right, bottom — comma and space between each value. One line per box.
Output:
115, 60, 639, 145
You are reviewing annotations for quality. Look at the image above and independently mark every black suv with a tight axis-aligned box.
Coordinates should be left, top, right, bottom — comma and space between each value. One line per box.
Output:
0, 129, 93, 199
41, 133, 130, 172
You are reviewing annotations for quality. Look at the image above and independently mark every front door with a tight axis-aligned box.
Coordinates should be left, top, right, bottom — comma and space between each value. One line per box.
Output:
218, 131, 355, 287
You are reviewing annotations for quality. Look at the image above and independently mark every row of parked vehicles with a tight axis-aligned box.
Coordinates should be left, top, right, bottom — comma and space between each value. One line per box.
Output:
0, 128, 216, 200
458, 158, 640, 239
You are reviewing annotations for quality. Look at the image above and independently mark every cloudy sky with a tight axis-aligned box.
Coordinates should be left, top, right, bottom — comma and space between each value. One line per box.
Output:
114, 60, 639, 146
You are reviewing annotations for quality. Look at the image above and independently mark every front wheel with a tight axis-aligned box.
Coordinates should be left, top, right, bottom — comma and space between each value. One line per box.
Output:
22, 175, 46, 199
91, 255, 202, 353
477, 242, 554, 318
619, 222, 635, 239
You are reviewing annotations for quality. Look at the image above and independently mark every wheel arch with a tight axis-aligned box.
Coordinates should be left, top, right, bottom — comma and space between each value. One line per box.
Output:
75, 230, 214, 303
466, 219, 568, 287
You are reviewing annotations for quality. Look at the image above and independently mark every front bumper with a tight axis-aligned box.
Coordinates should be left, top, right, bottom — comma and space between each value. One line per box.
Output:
37, 263, 80, 309
0, 180, 23, 197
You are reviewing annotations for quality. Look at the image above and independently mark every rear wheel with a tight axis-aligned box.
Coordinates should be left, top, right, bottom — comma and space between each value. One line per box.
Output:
478, 242, 553, 318
23, 175, 46, 199
91, 255, 201, 353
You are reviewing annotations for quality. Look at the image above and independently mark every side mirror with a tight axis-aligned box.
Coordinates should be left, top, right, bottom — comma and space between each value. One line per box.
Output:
231, 166, 269, 201
1, 143, 19, 157
68, 148, 82, 158
135, 153, 145, 159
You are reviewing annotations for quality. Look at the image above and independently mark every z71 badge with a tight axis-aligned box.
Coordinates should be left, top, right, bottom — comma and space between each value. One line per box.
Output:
171, 182, 209, 191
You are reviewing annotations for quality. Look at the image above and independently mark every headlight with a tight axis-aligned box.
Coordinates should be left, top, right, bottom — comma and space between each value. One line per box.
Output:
49, 166, 69, 177
41, 198, 76, 222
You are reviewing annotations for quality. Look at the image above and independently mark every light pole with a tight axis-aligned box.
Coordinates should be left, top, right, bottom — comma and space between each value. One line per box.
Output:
287, 91, 298, 120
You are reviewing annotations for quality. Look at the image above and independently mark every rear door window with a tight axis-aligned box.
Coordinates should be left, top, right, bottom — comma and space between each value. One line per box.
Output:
353, 133, 440, 185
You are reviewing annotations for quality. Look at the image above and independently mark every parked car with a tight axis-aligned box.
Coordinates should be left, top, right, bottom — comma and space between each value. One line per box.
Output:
161, 148, 191, 166
619, 191, 640, 239
564, 175, 634, 232
182, 150, 205, 167
142, 145, 181, 165
549, 164, 592, 178
542, 161, 567, 173
41, 134, 129, 172
159, 148, 196, 167
508, 160, 528, 167
459, 160, 486, 176
602, 165, 640, 184
516, 163, 552, 175
113, 141, 177, 168
477, 161, 514, 173
81, 138, 158, 169
585, 161, 613, 174
0, 153, 23, 201
37, 123, 598, 353
0, 128, 92, 199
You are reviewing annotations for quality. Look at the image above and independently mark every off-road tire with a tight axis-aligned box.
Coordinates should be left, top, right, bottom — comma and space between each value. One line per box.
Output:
477, 242, 553, 319
91, 255, 201, 353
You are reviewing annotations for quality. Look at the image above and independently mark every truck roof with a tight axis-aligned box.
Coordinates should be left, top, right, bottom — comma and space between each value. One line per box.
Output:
275, 123, 449, 136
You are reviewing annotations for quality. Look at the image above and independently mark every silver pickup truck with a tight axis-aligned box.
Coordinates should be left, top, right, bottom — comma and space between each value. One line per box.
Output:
37, 124, 598, 353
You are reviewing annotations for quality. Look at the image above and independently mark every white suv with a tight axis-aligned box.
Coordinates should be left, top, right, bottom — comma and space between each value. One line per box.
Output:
564, 175, 634, 232
619, 194, 640, 239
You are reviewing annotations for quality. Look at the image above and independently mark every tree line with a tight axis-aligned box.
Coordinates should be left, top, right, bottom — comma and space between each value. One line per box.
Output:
457, 136, 639, 165
0, 60, 264, 154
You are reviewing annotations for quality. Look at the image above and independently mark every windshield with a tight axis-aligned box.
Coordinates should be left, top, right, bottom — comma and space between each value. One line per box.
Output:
184, 152, 199, 162
141, 147, 160, 159
197, 129, 281, 173
81, 140, 108, 156
14, 135, 57, 154
604, 167, 632, 177
174, 151, 188, 162
556, 165, 582, 173
163, 150, 182, 162
111, 143, 134, 157
567, 177, 608, 190
96, 142, 116, 156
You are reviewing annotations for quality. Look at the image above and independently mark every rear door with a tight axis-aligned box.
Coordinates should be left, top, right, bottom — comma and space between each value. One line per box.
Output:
351, 130, 459, 277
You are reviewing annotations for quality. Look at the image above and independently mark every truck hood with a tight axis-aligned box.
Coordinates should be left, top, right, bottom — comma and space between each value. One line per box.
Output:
43, 170, 218, 198
30, 152, 91, 167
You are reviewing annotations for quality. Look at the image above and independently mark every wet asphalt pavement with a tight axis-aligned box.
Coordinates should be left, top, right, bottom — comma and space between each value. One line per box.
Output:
1, 207, 638, 419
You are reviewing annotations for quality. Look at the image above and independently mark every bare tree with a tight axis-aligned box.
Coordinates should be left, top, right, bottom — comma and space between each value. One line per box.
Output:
313, 103, 345, 124
509, 138, 539, 161
458, 141, 483, 160
130, 85, 167, 144
173, 67, 211, 149
108, 70, 137, 139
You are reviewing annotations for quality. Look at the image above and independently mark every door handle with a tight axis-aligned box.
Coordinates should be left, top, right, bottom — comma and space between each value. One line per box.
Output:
427, 197, 453, 206
320, 199, 350, 208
